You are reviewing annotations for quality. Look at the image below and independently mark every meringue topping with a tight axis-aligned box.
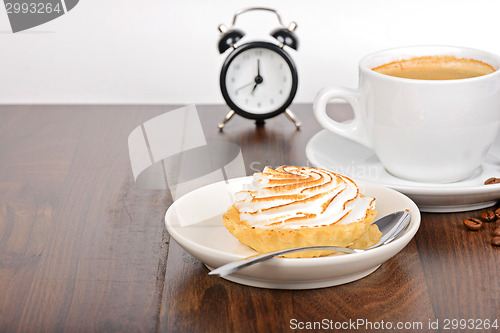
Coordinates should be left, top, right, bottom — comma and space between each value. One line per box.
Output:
234, 166, 375, 229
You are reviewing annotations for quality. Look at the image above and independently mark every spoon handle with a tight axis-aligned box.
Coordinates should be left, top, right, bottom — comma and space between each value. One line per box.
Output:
209, 246, 360, 277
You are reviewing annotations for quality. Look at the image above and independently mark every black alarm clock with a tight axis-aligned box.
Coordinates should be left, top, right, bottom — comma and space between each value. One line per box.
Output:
217, 7, 301, 129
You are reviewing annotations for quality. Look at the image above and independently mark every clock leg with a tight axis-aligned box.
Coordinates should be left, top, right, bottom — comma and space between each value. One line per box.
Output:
284, 109, 302, 129
218, 110, 235, 130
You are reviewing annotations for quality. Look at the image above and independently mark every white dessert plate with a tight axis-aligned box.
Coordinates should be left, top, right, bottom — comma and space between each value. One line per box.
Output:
306, 130, 500, 212
164, 176, 420, 289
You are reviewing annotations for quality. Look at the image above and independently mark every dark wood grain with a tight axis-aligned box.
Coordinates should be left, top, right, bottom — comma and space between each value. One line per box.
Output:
0, 106, 173, 332
1, 104, 499, 333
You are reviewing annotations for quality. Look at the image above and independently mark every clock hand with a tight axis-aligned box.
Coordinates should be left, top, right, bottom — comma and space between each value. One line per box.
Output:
251, 83, 258, 95
235, 81, 255, 92
251, 70, 264, 95
236, 59, 263, 94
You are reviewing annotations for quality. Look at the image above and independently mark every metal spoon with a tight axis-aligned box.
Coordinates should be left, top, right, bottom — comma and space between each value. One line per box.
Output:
209, 210, 411, 277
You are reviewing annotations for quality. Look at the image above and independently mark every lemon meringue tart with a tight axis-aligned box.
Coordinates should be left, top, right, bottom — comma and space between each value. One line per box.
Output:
223, 166, 380, 258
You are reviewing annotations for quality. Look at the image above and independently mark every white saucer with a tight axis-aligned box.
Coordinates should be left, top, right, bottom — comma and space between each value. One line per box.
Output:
165, 176, 420, 289
306, 130, 500, 212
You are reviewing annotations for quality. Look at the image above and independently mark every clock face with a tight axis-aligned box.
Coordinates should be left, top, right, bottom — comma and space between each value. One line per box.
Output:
220, 42, 298, 119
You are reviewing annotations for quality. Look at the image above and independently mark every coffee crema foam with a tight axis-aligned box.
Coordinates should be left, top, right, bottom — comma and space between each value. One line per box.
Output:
372, 55, 495, 80
233, 166, 375, 230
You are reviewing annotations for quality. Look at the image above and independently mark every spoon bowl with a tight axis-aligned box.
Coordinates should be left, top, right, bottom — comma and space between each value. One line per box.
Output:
209, 210, 411, 277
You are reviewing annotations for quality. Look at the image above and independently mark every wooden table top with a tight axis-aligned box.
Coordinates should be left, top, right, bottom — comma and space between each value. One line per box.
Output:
1, 104, 499, 332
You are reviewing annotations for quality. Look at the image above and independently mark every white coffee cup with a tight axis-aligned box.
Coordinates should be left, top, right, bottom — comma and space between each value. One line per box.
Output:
314, 45, 500, 183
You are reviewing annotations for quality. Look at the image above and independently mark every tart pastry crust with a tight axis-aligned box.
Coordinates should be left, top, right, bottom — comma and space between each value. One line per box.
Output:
224, 206, 380, 258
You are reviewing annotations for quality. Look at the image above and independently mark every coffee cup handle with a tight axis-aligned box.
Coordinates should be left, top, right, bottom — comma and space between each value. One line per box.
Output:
313, 87, 372, 148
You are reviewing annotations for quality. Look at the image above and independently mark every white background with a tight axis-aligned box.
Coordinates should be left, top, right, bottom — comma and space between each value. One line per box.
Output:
1, 0, 499, 104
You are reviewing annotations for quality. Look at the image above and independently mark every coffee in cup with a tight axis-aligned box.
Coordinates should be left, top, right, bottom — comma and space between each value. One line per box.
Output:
372, 55, 495, 80
313, 46, 500, 183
